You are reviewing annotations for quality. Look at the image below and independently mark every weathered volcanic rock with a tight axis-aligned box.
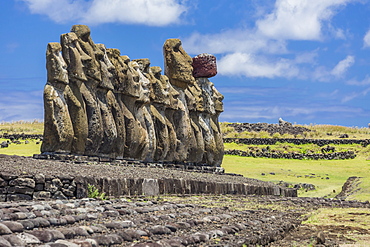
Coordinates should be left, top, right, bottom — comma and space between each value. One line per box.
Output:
43, 25, 224, 166
163, 39, 195, 89
192, 53, 217, 78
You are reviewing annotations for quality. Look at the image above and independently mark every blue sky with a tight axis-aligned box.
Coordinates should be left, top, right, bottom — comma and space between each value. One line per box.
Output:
1, 0, 370, 127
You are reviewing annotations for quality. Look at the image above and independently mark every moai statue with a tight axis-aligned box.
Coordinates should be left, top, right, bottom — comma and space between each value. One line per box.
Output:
162, 73, 180, 162
149, 66, 171, 161
60, 32, 88, 154
41, 42, 74, 153
197, 77, 217, 165
192, 53, 224, 166
163, 39, 195, 162
117, 57, 149, 160
70, 25, 104, 156
211, 83, 224, 165
131, 59, 156, 162
96, 44, 125, 158
185, 83, 205, 164
43, 26, 225, 164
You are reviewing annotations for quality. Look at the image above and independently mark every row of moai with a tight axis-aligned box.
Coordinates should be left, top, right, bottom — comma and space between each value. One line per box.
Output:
41, 25, 224, 166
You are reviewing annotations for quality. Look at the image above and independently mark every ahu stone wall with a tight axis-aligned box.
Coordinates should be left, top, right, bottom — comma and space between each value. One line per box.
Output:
42, 25, 224, 166
0, 173, 297, 202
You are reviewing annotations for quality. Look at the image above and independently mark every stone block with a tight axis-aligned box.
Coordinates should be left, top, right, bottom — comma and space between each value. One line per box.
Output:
7, 186, 34, 195
33, 191, 51, 200
9, 178, 35, 188
192, 53, 217, 78
7, 194, 32, 201
0, 195, 6, 202
0, 177, 7, 187
0, 173, 18, 181
34, 183, 44, 191
34, 174, 45, 184
142, 178, 159, 196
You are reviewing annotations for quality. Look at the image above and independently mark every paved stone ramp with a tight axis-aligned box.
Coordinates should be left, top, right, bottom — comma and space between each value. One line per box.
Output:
0, 195, 369, 246
0, 196, 299, 246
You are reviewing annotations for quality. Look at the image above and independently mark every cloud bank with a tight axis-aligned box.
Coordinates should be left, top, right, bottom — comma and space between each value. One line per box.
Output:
183, 0, 357, 80
20, 0, 187, 26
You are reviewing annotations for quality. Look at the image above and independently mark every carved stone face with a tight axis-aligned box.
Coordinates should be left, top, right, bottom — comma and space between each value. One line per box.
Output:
71, 25, 91, 42
46, 42, 69, 85
133, 62, 150, 104
186, 83, 204, 112
163, 39, 195, 89
197, 78, 215, 115
125, 61, 141, 98
107, 48, 128, 92
166, 77, 180, 110
150, 66, 170, 106
212, 83, 224, 113
60, 32, 87, 82
96, 44, 114, 90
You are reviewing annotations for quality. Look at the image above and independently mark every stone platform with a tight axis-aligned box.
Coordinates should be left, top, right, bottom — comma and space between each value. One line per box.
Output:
0, 154, 297, 202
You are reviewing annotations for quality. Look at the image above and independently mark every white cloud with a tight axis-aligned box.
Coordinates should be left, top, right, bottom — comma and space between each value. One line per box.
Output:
183, 0, 357, 79
21, 0, 88, 23
347, 75, 370, 86
20, 0, 187, 26
312, 55, 355, 82
256, 0, 352, 40
363, 29, 370, 48
183, 30, 288, 55
341, 87, 370, 102
218, 52, 299, 79
331, 55, 355, 78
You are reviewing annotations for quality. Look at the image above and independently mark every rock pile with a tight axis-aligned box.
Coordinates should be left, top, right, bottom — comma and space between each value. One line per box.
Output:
224, 137, 370, 147
42, 25, 224, 166
227, 122, 311, 136
225, 149, 356, 160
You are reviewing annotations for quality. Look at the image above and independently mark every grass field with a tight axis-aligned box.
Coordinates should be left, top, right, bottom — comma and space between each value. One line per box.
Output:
0, 121, 43, 156
1, 121, 370, 201
222, 155, 370, 200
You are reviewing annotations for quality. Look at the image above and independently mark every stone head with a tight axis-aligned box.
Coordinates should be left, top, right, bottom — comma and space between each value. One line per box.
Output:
161, 75, 179, 110
150, 66, 170, 106
163, 39, 195, 89
96, 44, 115, 90
71, 25, 91, 42
60, 32, 87, 82
130, 61, 150, 104
134, 58, 151, 75
197, 78, 215, 115
124, 61, 141, 98
211, 83, 224, 113
187, 83, 204, 112
46, 42, 69, 85
107, 48, 128, 91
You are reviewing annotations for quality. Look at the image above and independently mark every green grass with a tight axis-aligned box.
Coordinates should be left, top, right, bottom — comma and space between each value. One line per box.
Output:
221, 155, 370, 200
0, 138, 41, 156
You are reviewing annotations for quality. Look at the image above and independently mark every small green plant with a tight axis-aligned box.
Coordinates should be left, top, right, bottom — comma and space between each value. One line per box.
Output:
87, 184, 107, 200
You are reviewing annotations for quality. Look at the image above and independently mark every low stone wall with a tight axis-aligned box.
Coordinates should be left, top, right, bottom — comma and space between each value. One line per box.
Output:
224, 138, 370, 147
0, 133, 42, 141
0, 173, 297, 202
225, 149, 356, 160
